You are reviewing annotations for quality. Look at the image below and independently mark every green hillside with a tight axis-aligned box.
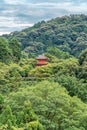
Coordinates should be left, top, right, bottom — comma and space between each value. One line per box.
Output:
3, 14, 87, 57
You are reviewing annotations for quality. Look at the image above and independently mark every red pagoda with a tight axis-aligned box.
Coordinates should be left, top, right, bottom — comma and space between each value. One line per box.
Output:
36, 54, 48, 66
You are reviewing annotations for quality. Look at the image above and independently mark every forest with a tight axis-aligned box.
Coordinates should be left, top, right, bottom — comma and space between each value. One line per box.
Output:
0, 14, 87, 130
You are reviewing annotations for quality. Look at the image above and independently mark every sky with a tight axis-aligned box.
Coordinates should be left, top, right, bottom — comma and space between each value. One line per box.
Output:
0, 0, 87, 35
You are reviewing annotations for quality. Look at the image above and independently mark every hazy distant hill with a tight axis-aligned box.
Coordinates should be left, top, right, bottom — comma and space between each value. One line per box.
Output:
3, 14, 87, 57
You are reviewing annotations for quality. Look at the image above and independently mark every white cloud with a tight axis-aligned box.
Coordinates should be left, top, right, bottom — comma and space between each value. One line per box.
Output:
0, 16, 33, 35
0, 32, 10, 36
26, 2, 87, 13
67, 3, 87, 13
0, 19, 33, 28
4, 0, 26, 5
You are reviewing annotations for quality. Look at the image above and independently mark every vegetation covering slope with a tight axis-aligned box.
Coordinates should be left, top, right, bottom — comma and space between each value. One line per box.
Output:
0, 14, 87, 130
0, 37, 21, 63
3, 14, 87, 57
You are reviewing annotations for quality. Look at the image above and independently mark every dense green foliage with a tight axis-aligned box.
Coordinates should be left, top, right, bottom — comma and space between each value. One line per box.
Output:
0, 14, 87, 130
0, 50, 87, 129
0, 37, 12, 63
5, 81, 87, 130
0, 37, 21, 64
3, 14, 87, 57
9, 38, 21, 62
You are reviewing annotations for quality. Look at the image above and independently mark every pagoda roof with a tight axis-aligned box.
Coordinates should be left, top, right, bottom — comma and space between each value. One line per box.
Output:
36, 54, 48, 59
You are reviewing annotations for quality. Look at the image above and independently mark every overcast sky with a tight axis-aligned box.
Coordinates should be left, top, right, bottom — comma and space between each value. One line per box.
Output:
0, 0, 87, 35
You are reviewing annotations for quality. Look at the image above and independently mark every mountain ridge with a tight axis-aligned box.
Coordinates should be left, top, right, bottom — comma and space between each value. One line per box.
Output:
2, 14, 87, 57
